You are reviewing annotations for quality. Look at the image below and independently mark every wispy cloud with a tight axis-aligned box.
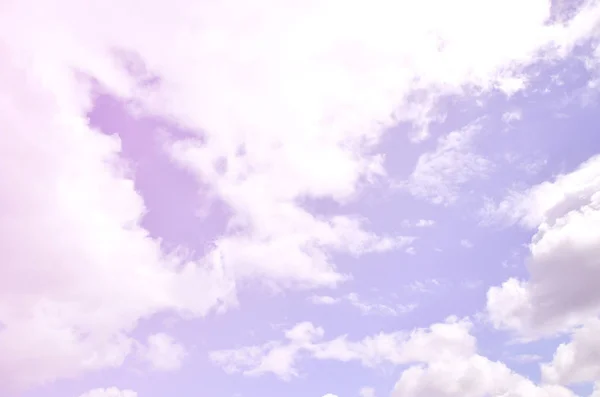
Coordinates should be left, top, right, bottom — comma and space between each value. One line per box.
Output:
460, 239, 474, 248
402, 122, 492, 205
309, 293, 416, 316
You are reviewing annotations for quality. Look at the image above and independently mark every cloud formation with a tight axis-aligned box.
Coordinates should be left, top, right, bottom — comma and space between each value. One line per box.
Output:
486, 154, 600, 336
211, 318, 576, 396
1, 0, 600, 395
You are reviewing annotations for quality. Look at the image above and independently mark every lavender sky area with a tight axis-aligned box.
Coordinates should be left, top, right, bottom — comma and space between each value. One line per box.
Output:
2, 1, 600, 397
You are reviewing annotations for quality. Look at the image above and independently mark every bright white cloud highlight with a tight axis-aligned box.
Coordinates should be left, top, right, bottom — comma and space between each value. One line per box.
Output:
79, 388, 137, 397
415, 219, 436, 227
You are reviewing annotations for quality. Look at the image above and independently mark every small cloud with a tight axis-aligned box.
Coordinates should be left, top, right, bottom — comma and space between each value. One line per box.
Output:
403, 122, 492, 205
405, 246, 417, 255
396, 303, 419, 314
460, 239, 474, 248
309, 295, 339, 305
497, 76, 527, 96
503, 152, 547, 176
502, 260, 518, 269
415, 219, 435, 227
138, 333, 187, 372
502, 109, 522, 123
308, 293, 416, 316
462, 280, 483, 289
518, 158, 547, 176
512, 354, 543, 363
360, 387, 376, 397
79, 388, 137, 397
406, 279, 442, 294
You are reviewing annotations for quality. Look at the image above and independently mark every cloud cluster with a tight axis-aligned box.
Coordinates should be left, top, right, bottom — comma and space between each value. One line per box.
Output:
0, 49, 212, 389
211, 317, 575, 396
486, 155, 600, 335
484, 154, 600, 388
2, 0, 600, 392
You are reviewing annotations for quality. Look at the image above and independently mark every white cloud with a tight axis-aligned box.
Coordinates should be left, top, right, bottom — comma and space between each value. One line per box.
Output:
484, 153, 600, 391
512, 354, 544, 363
485, 154, 600, 337
502, 109, 523, 123
541, 318, 600, 385
309, 296, 340, 305
210, 317, 476, 378
0, 44, 237, 390
212, 317, 576, 397
592, 382, 600, 397
402, 219, 436, 228
406, 279, 443, 294
138, 333, 186, 371
309, 293, 416, 316
403, 122, 492, 205
405, 246, 417, 255
415, 219, 436, 227
2, 0, 600, 390
359, 387, 375, 397
391, 355, 575, 397
79, 388, 137, 397
210, 322, 324, 380
460, 239, 474, 248
462, 280, 483, 290
481, 154, 600, 229
182, 212, 414, 289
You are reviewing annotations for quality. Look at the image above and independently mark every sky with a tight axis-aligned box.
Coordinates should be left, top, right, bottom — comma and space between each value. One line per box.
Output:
2, 0, 600, 396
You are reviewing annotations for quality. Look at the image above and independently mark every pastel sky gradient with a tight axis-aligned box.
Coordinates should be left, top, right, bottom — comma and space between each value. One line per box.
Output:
2, 0, 600, 396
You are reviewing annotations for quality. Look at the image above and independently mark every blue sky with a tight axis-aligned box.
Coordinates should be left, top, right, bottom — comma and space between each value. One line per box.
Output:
2, 1, 600, 397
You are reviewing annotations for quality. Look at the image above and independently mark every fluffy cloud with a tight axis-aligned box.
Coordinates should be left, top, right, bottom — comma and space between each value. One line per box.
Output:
79, 388, 137, 397
483, 153, 600, 391
0, 47, 233, 390
210, 322, 324, 380
210, 318, 475, 379
485, 155, 600, 336
138, 333, 187, 371
211, 317, 575, 396
541, 318, 600, 385
2, 0, 600, 391
391, 355, 576, 397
